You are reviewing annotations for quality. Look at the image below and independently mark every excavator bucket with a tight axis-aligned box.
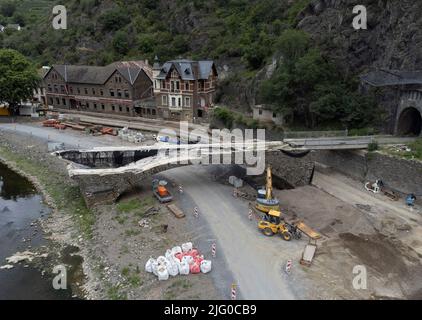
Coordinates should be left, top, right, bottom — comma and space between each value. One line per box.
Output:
295, 221, 321, 240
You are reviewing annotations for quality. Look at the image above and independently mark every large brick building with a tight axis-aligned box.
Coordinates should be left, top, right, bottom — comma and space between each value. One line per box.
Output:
43, 58, 218, 121
43, 61, 154, 116
152, 58, 218, 121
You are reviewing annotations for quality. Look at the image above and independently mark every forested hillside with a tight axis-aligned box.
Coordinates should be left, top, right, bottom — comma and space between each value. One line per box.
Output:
2, 0, 419, 130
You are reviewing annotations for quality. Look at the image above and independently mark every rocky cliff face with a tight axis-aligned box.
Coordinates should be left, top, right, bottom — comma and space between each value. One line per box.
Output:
297, 0, 422, 73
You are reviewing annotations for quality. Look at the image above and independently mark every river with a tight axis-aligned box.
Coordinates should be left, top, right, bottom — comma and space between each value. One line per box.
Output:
0, 162, 74, 300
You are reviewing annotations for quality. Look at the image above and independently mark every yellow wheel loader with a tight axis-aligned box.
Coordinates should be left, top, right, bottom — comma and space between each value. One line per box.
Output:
258, 210, 292, 241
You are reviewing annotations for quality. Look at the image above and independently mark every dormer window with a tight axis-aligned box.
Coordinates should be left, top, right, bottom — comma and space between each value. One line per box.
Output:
184, 68, 190, 75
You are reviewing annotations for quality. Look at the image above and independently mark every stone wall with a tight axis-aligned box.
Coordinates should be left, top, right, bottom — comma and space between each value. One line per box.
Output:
311, 150, 368, 180
312, 150, 422, 197
266, 150, 315, 187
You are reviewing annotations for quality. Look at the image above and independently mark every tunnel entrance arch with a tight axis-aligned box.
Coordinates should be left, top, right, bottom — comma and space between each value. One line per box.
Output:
397, 107, 422, 136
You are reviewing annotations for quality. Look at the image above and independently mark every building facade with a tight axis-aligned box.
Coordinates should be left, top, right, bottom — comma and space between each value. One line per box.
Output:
252, 104, 283, 126
43, 61, 153, 116
152, 58, 218, 121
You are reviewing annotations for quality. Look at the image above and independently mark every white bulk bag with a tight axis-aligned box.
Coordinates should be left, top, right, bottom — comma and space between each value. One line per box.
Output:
181, 255, 193, 265
171, 246, 182, 255
168, 263, 179, 277
179, 261, 190, 275
145, 258, 156, 273
157, 256, 167, 265
152, 261, 159, 276
157, 265, 169, 281
200, 260, 212, 274
182, 242, 193, 253
165, 249, 174, 260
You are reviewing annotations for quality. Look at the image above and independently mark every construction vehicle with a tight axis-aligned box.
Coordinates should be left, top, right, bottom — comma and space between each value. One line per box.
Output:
255, 166, 280, 213
152, 179, 173, 203
258, 210, 292, 241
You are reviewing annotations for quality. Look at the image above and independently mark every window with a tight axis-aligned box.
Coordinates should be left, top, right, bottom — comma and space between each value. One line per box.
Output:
84, 88, 88, 95
101, 104, 105, 110
61, 85, 65, 93
185, 97, 191, 107
185, 82, 189, 91
178, 98, 181, 107
47, 84, 52, 92
110, 89, 115, 97
162, 95, 167, 105
62, 98, 66, 106
56, 98, 60, 105
259, 110, 262, 115
172, 97, 176, 106
87, 102, 90, 109
112, 105, 115, 111
161, 80, 166, 89
94, 104, 97, 110
54, 85, 58, 93
176, 81, 180, 90
273, 112, 277, 118
126, 107, 130, 112
100, 89, 104, 96
117, 89, 122, 98
49, 97, 53, 104
77, 88, 81, 94
69, 86, 73, 94
119, 106, 122, 112
124, 90, 130, 98
152, 109, 156, 116
92, 88, 96, 95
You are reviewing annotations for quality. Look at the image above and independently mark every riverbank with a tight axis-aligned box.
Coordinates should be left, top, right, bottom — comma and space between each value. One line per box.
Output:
0, 128, 220, 300
0, 130, 91, 298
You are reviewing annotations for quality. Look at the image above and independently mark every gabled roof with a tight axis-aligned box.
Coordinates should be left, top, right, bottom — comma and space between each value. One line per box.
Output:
156, 60, 216, 81
44, 61, 152, 85
360, 69, 422, 87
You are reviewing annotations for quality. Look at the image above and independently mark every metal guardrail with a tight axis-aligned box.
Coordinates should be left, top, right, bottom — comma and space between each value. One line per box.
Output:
283, 130, 348, 139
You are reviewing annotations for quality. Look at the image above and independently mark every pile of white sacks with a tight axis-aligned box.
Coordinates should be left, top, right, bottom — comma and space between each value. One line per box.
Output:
145, 242, 212, 281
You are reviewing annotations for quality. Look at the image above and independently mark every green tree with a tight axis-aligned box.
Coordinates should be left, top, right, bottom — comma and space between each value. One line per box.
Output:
0, 0, 16, 17
112, 31, 129, 55
0, 49, 39, 114
277, 29, 309, 65
99, 8, 130, 31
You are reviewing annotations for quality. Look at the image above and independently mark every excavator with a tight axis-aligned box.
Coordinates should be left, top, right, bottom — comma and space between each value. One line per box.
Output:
254, 166, 321, 242
255, 166, 280, 213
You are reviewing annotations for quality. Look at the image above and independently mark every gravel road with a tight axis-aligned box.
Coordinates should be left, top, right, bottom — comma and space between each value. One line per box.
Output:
165, 165, 306, 300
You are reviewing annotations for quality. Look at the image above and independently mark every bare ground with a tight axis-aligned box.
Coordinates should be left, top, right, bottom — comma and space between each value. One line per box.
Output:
273, 170, 422, 300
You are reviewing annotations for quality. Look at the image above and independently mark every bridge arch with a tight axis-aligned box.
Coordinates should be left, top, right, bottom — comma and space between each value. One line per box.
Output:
397, 107, 422, 136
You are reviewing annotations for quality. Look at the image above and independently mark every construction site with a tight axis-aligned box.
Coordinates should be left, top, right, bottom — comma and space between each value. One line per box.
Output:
0, 112, 421, 300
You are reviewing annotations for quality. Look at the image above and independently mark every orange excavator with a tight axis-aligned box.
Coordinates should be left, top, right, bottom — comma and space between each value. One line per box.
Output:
152, 179, 173, 203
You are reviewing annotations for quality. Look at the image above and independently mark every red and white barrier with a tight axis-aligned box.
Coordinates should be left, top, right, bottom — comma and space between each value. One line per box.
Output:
231, 283, 237, 300
285, 259, 292, 274
248, 209, 253, 220
211, 243, 216, 258
179, 185, 183, 194
194, 207, 199, 218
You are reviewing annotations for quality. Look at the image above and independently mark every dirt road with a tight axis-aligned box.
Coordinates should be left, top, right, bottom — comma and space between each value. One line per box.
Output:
165, 165, 306, 300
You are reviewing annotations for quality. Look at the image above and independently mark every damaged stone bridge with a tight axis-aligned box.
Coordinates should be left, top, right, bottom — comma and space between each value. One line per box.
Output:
54, 136, 413, 207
